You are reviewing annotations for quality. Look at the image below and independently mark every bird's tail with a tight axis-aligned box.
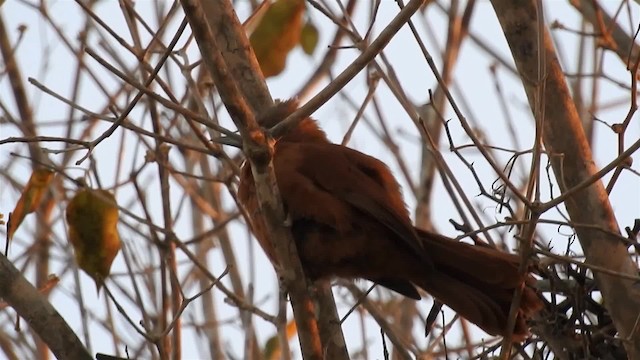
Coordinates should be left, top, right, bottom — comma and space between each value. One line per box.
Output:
413, 228, 542, 340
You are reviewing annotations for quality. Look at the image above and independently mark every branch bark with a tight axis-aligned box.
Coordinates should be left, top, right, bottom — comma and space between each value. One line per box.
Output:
0, 254, 92, 360
0, 11, 61, 360
179, 1, 324, 358
491, 0, 640, 356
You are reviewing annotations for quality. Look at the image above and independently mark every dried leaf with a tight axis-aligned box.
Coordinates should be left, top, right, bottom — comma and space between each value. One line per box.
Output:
7, 169, 55, 242
263, 320, 297, 360
66, 188, 121, 293
250, 0, 306, 77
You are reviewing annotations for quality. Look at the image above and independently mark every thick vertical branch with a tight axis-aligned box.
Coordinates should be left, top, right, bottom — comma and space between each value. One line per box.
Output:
491, 1, 640, 356
199, 0, 272, 113
314, 281, 349, 359
179, 1, 324, 358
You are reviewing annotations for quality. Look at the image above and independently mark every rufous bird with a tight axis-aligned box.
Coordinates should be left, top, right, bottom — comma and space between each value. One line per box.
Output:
238, 100, 542, 340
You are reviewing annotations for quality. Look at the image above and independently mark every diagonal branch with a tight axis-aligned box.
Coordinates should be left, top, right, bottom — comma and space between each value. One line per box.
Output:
0, 254, 92, 360
178, 0, 324, 358
491, 0, 640, 357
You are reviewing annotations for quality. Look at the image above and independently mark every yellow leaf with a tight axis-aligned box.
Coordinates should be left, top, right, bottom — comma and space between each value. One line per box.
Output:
249, 0, 306, 77
262, 320, 298, 360
263, 335, 279, 360
66, 188, 121, 293
7, 169, 55, 242
300, 21, 319, 55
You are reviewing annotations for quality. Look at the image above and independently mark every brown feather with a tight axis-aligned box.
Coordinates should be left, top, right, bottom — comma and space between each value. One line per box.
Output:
237, 100, 543, 341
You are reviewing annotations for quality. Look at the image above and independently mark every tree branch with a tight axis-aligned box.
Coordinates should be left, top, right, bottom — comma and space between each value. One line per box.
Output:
491, 0, 640, 357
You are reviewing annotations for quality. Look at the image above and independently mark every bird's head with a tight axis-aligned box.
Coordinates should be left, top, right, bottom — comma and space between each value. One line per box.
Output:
259, 99, 329, 143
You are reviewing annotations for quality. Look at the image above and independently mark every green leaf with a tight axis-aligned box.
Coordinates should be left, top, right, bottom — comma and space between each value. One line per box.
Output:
300, 21, 319, 55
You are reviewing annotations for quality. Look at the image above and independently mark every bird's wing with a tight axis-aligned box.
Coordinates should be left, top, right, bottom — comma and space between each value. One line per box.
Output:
275, 142, 428, 260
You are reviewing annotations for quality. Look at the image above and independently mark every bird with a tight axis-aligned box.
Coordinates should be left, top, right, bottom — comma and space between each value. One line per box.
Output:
238, 99, 542, 340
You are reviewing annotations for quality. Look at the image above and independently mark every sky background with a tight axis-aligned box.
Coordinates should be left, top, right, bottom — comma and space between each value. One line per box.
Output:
1, 0, 639, 359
